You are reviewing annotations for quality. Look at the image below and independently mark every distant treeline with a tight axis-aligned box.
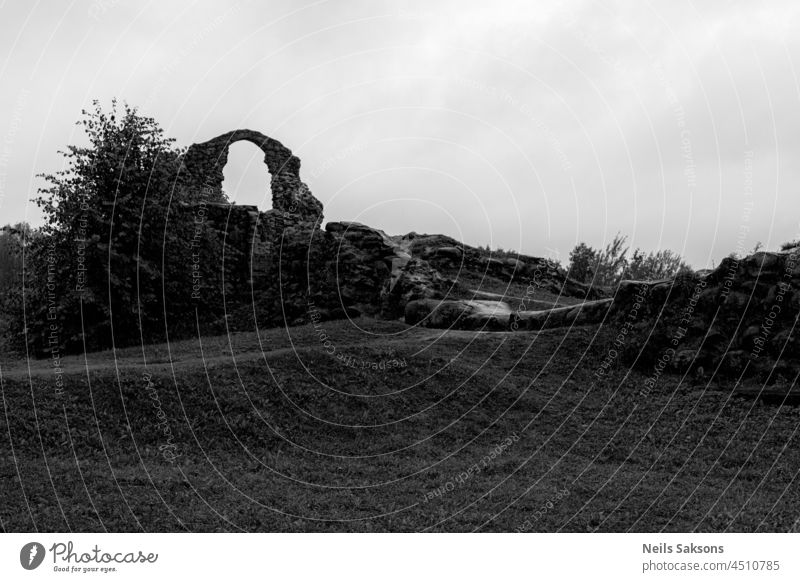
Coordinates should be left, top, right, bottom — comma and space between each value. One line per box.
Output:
478, 234, 692, 287
566, 234, 693, 287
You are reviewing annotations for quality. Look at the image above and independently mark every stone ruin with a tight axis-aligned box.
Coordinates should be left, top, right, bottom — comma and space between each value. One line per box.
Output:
176, 130, 321, 291
174, 129, 597, 327
408, 248, 800, 381
176, 129, 451, 325
177, 129, 800, 386
175, 130, 323, 308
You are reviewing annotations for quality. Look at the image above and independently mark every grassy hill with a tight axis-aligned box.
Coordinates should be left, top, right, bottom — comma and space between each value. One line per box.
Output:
2, 318, 798, 532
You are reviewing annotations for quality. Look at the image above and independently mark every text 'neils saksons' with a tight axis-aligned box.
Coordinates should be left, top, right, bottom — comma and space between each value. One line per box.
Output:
643, 543, 724, 554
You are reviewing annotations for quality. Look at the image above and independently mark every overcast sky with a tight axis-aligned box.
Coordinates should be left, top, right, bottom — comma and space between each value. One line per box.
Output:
1, 0, 798, 267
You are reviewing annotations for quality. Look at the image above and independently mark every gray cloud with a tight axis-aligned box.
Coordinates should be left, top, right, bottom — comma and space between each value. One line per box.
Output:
0, 0, 798, 267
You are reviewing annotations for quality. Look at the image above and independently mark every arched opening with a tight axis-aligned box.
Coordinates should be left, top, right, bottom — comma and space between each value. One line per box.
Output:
221, 141, 273, 210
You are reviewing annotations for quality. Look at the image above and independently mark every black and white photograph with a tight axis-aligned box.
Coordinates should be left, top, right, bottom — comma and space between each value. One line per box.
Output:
0, 0, 799, 579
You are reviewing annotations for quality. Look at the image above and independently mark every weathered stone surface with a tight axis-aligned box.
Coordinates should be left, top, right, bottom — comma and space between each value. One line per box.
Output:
324, 221, 398, 316
405, 299, 512, 331
381, 258, 451, 319
323, 222, 452, 318
176, 202, 272, 293
407, 233, 606, 301
433, 246, 463, 261
609, 250, 800, 377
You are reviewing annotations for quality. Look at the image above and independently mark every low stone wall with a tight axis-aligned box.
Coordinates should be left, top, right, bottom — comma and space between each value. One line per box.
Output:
510, 299, 613, 331
402, 297, 614, 332
405, 299, 512, 331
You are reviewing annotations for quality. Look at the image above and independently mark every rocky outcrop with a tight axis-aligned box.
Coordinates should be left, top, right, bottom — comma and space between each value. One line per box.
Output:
381, 258, 451, 319
323, 222, 451, 318
324, 221, 396, 315
407, 233, 606, 301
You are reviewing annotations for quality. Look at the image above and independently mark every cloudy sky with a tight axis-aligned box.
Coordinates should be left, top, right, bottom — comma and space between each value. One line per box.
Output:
1, 0, 798, 267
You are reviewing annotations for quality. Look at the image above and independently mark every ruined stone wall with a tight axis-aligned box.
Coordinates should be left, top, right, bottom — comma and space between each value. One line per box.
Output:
611, 250, 800, 378
187, 203, 270, 291
177, 130, 327, 311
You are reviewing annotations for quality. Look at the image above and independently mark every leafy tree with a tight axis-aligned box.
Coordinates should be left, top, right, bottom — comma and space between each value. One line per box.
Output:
27, 100, 226, 354
568, 242, 597, 283
0, 223, 33, 352
624, 248, 691, 281
594, 233, 629, 285
0, 223, 29, 292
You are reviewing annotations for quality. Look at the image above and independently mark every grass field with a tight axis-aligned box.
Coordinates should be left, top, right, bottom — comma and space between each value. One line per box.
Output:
2, 317, 799, 532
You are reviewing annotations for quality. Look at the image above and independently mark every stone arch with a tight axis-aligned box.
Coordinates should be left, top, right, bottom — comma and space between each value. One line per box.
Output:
181, 129, 323, 224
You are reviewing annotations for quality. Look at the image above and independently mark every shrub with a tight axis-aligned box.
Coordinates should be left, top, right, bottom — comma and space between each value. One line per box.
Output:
568, 234, 691, 286
24, 100, 227, 354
